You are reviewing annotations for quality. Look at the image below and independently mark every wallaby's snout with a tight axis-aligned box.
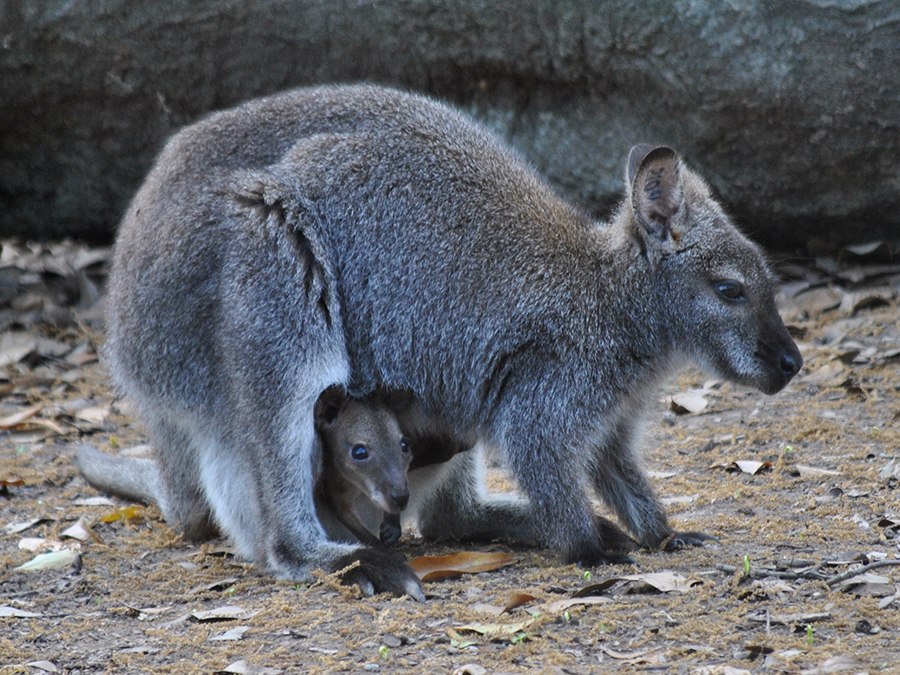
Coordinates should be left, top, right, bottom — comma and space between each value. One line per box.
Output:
389, 489, 410, 512
757, 336, 803, 395
780, 348, 802, 381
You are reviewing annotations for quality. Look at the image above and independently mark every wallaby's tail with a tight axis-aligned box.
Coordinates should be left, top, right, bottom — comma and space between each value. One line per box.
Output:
76, 445, 161, 506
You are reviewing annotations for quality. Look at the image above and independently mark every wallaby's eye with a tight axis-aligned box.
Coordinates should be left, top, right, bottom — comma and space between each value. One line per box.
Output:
350, 445, 369, 461
714, 280, 746, 302
400, 438, 412, 455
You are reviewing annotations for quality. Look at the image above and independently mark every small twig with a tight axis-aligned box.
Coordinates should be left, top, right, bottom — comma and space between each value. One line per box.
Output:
825, 560, 900, 587
714, 563, 828, 581
308, 560, 362, 599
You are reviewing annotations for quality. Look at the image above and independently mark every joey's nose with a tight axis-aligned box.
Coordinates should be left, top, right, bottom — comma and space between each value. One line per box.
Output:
391, 490, 409, 510
780, 350, 802, 379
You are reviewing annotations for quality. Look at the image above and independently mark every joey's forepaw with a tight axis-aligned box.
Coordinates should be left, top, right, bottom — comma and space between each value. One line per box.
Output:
379, 521, 402, 546
333, 546, 424, 601
663, 531, 720, 551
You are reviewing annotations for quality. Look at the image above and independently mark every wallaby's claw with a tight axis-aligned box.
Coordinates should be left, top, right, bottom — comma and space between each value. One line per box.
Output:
663, 531, 720, 551
334, 546, 424, 601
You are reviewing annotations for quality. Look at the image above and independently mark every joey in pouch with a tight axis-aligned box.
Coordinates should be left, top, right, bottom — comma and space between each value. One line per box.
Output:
97, 84, 802, 597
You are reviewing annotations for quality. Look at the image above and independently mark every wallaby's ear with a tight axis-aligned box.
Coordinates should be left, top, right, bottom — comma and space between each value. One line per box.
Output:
627, 145, 685, 249
314, 386, 348, 430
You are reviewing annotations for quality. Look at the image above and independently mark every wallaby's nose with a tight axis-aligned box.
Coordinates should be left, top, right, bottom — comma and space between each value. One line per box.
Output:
780, 350, 802, 379
391, 490, 409, 510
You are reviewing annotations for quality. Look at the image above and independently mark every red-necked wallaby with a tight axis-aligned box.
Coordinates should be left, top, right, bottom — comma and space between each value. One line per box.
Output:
95, 84, 801, 598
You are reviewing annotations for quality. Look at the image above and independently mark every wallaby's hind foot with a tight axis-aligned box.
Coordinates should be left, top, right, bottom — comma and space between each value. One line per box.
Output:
662, 531, 721, 551
331, 547, 424, 601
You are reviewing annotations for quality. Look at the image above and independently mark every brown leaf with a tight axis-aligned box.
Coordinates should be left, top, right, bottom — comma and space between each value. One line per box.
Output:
501, 592, 537, 614
409, 551, 516, 581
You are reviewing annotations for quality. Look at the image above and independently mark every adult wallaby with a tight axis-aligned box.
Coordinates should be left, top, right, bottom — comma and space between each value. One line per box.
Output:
313, 387, 413, 548
102, 84, 801, 598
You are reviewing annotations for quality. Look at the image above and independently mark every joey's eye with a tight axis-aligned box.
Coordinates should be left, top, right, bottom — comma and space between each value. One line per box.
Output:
400, 438, 412, 455
714, 280, 746, 302
350, 445, 369, 461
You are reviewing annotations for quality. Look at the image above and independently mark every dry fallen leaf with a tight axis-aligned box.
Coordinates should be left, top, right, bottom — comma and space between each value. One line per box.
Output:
0, 403, 44, 429
409, 551, 516, 582
61, 518, 102, 543
730, 460, 772, 475
25, 661, 58, 673
209, 626, 251, 641
14, 548, 79, 572
574, 571, 700, 596
216, 661, 282, 675
455, 618, 534, 639
74, 496, 115, 507
452, 665, 487, 675
795, 464, 841, 478
18, 537, 48, 552
3, 517, 51, 535
73, 404, 111, 425
799, 654, 866, 675
0, 331, 36, 368
191, 605, 261, 622
670, 388, 711, 414
501, 592, 537, 614
0, 605, 43, 618
100, 505, 144, 523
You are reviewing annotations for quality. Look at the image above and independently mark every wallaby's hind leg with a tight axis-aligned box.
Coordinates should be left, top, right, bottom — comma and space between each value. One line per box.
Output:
590, 419, 717, 550
412, 446, 537, 544
144, 410, 219, 541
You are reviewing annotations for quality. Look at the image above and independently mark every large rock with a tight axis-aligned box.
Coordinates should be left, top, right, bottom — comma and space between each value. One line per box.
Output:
2, 0, 898, 250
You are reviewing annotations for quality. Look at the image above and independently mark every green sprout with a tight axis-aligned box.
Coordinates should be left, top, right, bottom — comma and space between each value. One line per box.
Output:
378, 645, 389, 659
806, 624, 814, 646
564, 611, 571, 624
743, 555, 750, 575
583, 571, 592, 582
511, 632, 529, 645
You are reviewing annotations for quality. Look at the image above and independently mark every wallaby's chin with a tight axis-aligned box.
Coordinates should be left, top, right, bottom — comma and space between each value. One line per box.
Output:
703, 349, 801, 396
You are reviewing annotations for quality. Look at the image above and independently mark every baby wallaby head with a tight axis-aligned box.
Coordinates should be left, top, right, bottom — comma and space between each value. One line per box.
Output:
617, 145, 802, 394
315, 388, 413, 514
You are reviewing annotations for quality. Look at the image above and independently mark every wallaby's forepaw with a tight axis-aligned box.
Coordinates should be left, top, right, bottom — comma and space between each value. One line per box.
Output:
662, 531, 720, 551
379, 521, 402, 546
333, 546, 424, 601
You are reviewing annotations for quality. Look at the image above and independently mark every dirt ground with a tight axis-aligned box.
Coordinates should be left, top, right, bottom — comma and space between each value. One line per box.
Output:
0, 239, 898, 675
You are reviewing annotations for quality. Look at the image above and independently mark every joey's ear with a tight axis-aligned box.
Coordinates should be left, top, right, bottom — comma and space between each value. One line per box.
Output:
627, 145, 686, 248
314, 386, 348, 430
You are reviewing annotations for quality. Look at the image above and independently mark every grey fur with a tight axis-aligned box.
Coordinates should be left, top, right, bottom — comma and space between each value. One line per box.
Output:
99, 84, 801, 596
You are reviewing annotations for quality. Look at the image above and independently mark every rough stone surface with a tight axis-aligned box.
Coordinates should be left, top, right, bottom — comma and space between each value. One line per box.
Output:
2, 0, 899, 249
